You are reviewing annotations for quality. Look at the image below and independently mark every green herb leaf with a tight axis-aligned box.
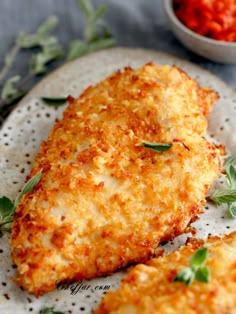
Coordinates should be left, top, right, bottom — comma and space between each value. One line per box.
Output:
190, 247, 208, 268
66, 40, 89, 61
226, 165, 236, 190
84, 4, 107, 42
195, 266, 210, 283
17, 16, 59, 49
17, 32, 39, 49
0, 196, 14, 219
30, 42, 63, 75
1, 76, 21, 101
16, 16, 63, 76
173, 267, 194, 286
37, 16, 59, 37
39, 306, 65, 314
87, 36, 115, 50
41, 97, 67, 106
91, 4, 107, 23
66, 0, 115, 62
14, 171, 42, 207
67, 0, 115, 62
223, 153, 236, 171
209, 153, 236, 218
228, 203, 236, 218
0, 171, 42, 235
66, 37, 115, 61
0, 196, 15, 235
209, 189, 236, 206
77, 0, 107, 42
141, 142, 172, 153
77, 0, 94, 18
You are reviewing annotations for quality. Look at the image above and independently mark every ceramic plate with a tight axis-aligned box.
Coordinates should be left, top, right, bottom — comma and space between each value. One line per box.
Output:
0, 48, 235, 314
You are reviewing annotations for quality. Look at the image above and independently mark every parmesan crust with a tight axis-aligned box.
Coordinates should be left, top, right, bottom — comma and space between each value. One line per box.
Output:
10, 63, 221, 296
94, 232, 236, 314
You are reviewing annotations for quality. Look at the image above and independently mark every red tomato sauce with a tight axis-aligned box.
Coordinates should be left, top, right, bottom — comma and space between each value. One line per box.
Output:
173, 0, 236, 42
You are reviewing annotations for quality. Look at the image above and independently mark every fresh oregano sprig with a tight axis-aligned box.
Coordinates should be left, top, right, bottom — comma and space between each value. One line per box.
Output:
209, 153, 236, 218
0, 171, 42, 235
173, 247, 210, 286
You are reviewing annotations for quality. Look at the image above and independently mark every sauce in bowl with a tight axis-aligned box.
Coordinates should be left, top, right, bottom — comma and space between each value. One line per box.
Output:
173, 0, 236, 42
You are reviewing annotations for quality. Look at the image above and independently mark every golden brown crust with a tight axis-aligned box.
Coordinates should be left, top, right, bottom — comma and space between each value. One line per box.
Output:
95, 231, 236, 314
10, 63, 221, 296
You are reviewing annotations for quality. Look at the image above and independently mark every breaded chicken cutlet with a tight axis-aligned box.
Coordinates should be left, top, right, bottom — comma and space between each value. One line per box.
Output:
95, 231, 236, 314
10, 63, 221, 296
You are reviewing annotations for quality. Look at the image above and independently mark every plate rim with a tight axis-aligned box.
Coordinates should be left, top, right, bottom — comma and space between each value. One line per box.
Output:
2, 47, 235, 128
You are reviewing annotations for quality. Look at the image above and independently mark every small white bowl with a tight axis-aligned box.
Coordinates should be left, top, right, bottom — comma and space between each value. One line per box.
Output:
164, 0, 236, 64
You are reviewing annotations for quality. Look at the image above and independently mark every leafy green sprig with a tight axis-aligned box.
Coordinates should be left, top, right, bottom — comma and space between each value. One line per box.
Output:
0, 16, 63, 120
209, 153, 236, 218
0, 171, 41, 235
173, 247, 210, 286
66, 0, 115, 61
0, 0, 115, 120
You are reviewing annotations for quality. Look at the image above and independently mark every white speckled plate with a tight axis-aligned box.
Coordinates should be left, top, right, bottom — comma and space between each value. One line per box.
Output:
0, 48, 236, 314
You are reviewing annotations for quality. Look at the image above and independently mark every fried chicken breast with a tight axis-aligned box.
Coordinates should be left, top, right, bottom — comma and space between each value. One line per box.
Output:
95, 231, 236, 314
10, 63, 221, 296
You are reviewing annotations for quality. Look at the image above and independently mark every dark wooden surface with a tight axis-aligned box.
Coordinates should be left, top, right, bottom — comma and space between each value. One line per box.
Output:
0, 0, 235, 103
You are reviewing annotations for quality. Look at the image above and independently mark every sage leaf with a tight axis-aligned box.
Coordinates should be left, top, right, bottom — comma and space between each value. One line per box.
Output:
41, 97, 67, 106
37, 16, 59, 36
226, 165, 236, 190
223, 153, 236, 171
30, 43, 63, 75
209, 189, 236, 206
68, 0, 115, 62
141, 142, 172, 153
87, 37, 115, 50
209, 153, 236, 218
0, 196, 14, 219
0, 171, 42, 235
17, 16, 59, 48
67, 37, 115, 61
228, 203, 236, 218
14, 171, 42, 207
67, 0, 115, 62
91, 4, 107, 23
66, 40, 89, 61
77, 0, 94, 18
17, 32, 40, 49
1, 75, 21, 101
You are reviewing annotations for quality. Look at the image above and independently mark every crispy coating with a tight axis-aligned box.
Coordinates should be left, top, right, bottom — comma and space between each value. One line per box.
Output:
10, 63, 221, 296
95, 231, 236, 314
